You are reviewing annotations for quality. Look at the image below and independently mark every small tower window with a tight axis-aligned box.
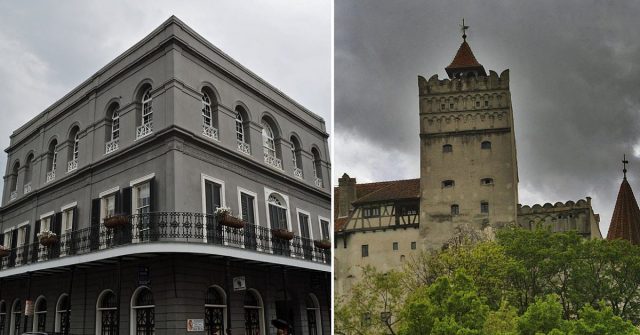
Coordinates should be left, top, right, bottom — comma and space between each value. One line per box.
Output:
481, 141, 492, 149
442, 144, 453, 153
361, 245, 369, 257
481, 178, 494, 185
411, 241, 417, 250
484, 100, 489, 107
441, 103, 446, 110
475, 101, 480, 107
451, 204, 459, 215
442, 180, 455, 188
481, 202, 489, 214
392, 242, 398, 251
449, 103, 454, 109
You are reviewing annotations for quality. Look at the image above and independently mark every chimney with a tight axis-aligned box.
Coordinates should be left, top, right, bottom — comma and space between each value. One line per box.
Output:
338, 173, 357, 217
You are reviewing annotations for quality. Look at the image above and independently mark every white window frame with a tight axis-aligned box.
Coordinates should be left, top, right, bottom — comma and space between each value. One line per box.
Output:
261, 121, 276, 158
202, 93, 212, 127
296, 208, 314, 242
205, 285, 227, 334
201, 174, 226, 244
237, 187, 260, 251
307, 293, 323, 335
99, 186, 120, 222
9, 299, 21, 335
95, 289, 118, 335
60, 203, 76, 256
32, 295, 47, 332
244, 289, 265, 335
263, 187, 291, 232
318, 215, 331, 240
111, 110, 120, 141
235, 112, 245, 143
15, 221, 29, 249
141, 89, 153, 125
130, 286, 154, 335
38, 212, 54, 260
54, 293, 70, 334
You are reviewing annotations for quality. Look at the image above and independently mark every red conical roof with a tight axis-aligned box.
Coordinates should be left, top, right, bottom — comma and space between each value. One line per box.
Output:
607, 178, 640, 244
445, 40, 487, 78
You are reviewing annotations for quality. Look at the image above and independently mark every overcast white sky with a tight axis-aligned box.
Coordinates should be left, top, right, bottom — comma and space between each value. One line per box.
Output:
0, 0, 331, 198
335, 0, 640, 236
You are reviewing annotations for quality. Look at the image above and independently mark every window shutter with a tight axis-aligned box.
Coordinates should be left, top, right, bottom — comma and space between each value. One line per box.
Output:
149, 177, 156, 212
34, 220, 41, 242
268, 204, 277, 229
213, 183, 221, 210
70, 207, 78, 254
22, 225, 31, 264
115, 190, 121, 214
122, 187, 132, 215
10, 229, 18, 249
241, 194, 249, 222
205, 181, 214, 215
279, 207, 287, 230
0, 233, 4, 246
53, 212, 63, 235
90, 198, 100, 251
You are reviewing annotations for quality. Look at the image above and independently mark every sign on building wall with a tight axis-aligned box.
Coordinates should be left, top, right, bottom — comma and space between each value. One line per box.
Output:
24, 299, 34, 316
233, 276, 246, 291
187, 319, 205, 332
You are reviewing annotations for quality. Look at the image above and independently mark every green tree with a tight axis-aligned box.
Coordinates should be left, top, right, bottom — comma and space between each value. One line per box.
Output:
398, 271, 489, 335
517, 295, 570, 335
570, 302, 640, 335
482, 300, 518, 335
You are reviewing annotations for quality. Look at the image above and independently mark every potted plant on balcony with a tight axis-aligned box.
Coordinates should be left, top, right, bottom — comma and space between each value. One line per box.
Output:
272, 228, 294, 241
0, 245, 10, 257
313, 238, 331, 250
214, 207, 245, 229
104, 214, 129, 229
38, 230, 59, 247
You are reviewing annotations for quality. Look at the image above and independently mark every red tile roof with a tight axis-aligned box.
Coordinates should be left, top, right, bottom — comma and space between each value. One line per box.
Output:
607, 178, 640, 244
446, 40, 483, 70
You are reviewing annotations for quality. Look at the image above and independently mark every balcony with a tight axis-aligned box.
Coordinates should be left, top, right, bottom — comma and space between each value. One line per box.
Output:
294, 167, 303, 179
314, 177, 323, 188
105, 138, 119, 154
264, 153, 282, 169
202, 124, 219, 140
0, 212, 330, 271
46, 171, 55, 183
23, 183, 32, 194
136, 122, 153, 140
237, 140, 251, 155
67, 159, 78, 172
9, 190, 17, 201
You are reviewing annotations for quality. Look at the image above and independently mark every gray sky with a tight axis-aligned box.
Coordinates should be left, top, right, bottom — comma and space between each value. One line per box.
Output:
0, 0, 331, 200
335, 0, 640, 235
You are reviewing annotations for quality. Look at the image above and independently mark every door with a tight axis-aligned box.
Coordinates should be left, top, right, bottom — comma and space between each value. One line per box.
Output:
204, 180, 222, 244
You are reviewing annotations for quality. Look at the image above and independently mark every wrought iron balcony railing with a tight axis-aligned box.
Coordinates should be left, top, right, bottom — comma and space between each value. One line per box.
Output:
202, 124, 219, 140
0, 212, 330, 271
105, 138, 119, 154
136, 122, 153, 140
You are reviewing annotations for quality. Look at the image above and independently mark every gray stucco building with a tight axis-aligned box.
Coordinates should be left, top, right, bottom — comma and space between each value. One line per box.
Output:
0, 16, 331, 335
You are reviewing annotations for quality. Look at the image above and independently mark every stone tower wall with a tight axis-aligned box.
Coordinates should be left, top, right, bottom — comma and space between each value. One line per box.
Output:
418, 70, 518, 248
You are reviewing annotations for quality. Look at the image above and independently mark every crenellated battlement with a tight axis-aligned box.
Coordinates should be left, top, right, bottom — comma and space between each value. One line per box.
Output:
518, 197, 593, 214
418, 69, 510, 96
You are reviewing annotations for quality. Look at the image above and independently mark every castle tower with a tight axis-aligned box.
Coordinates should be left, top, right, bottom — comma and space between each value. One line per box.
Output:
606, 156, 640, 244
417, 26, 519, 247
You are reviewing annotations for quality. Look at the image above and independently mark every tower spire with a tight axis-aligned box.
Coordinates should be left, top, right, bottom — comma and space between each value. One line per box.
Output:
461, 18, 469, 41
623, 154, 629, 180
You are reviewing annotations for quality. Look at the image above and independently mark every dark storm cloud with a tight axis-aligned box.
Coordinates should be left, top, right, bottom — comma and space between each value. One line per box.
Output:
335, 0, 640, 234
0, 1, 330, 201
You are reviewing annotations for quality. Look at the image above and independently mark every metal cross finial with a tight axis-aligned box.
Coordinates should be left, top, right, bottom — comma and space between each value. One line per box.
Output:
623, 154, 629, 179
461, 18, 470, 41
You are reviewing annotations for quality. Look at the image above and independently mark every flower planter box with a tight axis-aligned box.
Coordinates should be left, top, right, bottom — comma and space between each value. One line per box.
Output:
314, 239, 331, 250
219, 213, 245, 229
0, 249, 10, 257
272, 229, 294, 241
39, 236, 59, 247
104, 215, 128, 229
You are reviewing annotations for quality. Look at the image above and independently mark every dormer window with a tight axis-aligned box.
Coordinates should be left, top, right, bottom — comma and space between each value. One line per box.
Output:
442, 180, 455, 188
443, 144, 452, 153
481, 178, 494, 185
481, 141, 491, 149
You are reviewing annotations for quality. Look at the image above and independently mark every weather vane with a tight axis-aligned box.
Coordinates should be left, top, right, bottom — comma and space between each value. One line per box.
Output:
460, 18, 470, 41
623, 154, 629, 179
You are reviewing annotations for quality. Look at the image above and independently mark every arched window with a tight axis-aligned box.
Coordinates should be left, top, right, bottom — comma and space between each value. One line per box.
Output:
202, 92, 219, 140
131, 286, 154, 335
33, 296, 47, 332
24, 154, 34, 193
106, 104, 120, 154
481, 141, 491, 149
9, 161, 19, 200
67, 127, 79, 172
451, 204, 459, 215
0, 301, 6, 335
306, 294, 322, 335
55, 294, 70, 335
262, 120, 281, 169
442, 144, 453, 153
136, 88, 153, 140
235, 106, 250, 155
205, 286, 226, 335
291, 136, 303, 179
96, 290, 118, 335
312, 148, 323, 188
47, 139, 58, 182
244, 290, 264, 335
9, 299, 21, 335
